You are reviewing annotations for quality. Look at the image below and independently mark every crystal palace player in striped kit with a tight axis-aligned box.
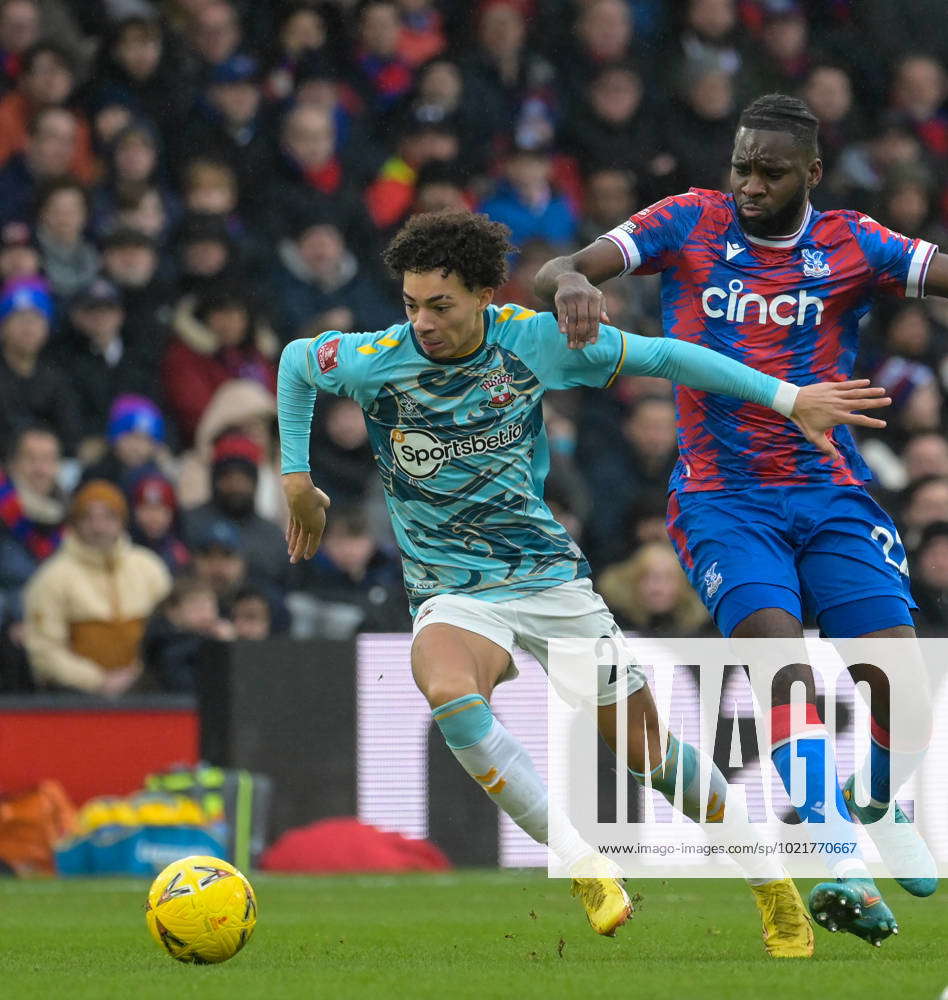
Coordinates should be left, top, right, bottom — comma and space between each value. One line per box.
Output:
537, 94, 948, 949
278, 211, 890, 957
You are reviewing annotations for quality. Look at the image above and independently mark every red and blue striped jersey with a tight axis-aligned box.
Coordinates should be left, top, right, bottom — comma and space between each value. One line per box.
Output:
599, 188, 939, 492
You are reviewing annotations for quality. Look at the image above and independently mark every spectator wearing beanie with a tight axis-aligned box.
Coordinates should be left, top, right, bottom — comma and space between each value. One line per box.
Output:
183, 432, 288, 591
0, 281, 81, 455
162, 282, 278, 444
81, 393, 174, 493
176, 378, 282, 524
130, 473, 190, 575
23, 478, 171, 695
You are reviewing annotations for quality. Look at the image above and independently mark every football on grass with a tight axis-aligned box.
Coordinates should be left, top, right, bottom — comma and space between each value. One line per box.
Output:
145, 855, 257, 964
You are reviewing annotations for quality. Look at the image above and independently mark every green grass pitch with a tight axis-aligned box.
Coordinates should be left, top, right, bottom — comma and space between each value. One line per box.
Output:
2, 872, 947, 999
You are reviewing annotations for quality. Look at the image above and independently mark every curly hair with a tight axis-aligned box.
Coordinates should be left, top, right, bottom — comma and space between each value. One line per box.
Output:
382, 210, 513, 290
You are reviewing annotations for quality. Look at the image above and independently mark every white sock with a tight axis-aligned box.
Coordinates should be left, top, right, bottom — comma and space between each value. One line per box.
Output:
449, 717, 592, 871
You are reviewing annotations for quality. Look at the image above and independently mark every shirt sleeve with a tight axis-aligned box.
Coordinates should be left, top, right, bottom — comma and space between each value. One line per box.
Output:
277, 331, 377, 474
502, 310, 627, 389
846, 213, 938, 298
620, 334, 791, 411
596, 191, 705, 276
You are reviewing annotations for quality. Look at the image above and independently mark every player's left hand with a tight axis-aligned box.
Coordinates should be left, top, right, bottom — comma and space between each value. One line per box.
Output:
283, 472, 331, 563
791, 379, 891, 458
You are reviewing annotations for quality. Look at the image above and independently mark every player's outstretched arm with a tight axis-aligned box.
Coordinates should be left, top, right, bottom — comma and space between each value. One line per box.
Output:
277, 337, 334, 563
622, 333, 890, 457
922, 252, 948, 297
534, 240, 624, 349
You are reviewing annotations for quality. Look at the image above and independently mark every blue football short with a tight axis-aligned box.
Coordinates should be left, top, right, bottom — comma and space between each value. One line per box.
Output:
666, 484, 916, 638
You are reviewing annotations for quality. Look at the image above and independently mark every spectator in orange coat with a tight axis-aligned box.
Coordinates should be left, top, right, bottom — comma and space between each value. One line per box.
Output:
0, 41, 97, 183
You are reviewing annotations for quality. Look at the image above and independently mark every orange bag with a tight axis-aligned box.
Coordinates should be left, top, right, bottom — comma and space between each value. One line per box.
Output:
0, 781, 77, 875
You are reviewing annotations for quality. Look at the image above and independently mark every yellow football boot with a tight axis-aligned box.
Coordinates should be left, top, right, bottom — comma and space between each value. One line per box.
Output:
570, 855, 633, 936
751, 877, 814, 958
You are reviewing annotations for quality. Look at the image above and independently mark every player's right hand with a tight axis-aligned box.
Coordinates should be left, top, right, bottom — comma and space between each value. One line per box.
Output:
282, 473, 331, 563
790, 379, 891, 458
554, 273, 610, 350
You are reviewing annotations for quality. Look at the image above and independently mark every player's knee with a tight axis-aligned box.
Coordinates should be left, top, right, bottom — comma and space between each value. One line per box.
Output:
421, 678, 482, 710
732, 606, 803, 638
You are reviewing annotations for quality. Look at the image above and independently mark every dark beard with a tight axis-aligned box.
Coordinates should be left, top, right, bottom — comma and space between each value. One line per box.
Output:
738, 181, 808, 238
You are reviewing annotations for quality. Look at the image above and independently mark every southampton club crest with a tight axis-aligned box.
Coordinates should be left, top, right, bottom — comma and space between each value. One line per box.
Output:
480, 367, 516, 408
801, 248, 831, 279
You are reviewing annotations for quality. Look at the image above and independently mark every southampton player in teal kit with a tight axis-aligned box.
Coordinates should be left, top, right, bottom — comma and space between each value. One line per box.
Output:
278, 211, 890, 956
536, 94, 948, 947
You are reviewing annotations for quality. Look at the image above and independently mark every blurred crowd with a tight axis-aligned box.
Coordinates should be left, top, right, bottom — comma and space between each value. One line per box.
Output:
0, 0, 947, 696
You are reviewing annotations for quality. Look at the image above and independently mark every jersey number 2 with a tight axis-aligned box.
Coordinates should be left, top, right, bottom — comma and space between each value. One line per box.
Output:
870, 525, 909, 576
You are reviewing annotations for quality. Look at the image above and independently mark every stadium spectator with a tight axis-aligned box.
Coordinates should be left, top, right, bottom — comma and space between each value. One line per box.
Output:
34, 178, 99, 300
561, 63, 649, 179
175, 54, 275, 201
462, 0, 556, 156
99, 227, 175, 337
576, 168, 638, 245
187, 0, 243, 73
310, 397, 379, 507
0, 41, 96, 182
92, 120, 173, 236
903, 433, 948, 485
889, 53, 948, 162
189, 516, 249, 609
0, 425, 64, 627
177, 378, 281, 522
142, 575, 233, 693
741, 4, 814, 97
478, 144, 577, 248
162, 283, 277, 443
82, 394, 172, 495
263, 3, 332, 103
874, 166, 948, 250
55, 277, 154, 447
265, 102, 374, 250
800, 64, 861, 179
395, 0, 446, 68
112, 183, 171, 244
230, 582, 277, 639
0, 0, 40, 92
130, 473, 190, 576
597, 541, 711, 636
365, 116, 460, 232
577, 395, 679, 571
671, 0, 743, 82
410, 160, 469, 215
912, 521, 948, 631
0, 219, 41, 283
268, 213, 396, 342
351, 1, 414, 117
0, 282, 80, 455
86, 16, 191, 137
289, 504, 409, 637
175, 212, 240, 296
569, 0, 638, 81
661, 63, 738, 193
0, 106, 80, 226
23, 478, 171, 694
183, 433, 288, 591
901, 476, 948, 551
181, 157, 240, 220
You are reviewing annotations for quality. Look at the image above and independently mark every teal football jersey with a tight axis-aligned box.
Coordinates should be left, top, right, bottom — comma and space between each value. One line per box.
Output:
281, 304, 626, 609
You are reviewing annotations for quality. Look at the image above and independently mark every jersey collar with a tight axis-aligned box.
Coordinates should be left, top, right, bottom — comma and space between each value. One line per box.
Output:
408, 311, 491, 366
741, 202, 813, 249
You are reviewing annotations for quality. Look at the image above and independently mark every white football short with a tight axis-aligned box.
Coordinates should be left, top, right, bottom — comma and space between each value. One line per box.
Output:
411, 577, 646, 706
